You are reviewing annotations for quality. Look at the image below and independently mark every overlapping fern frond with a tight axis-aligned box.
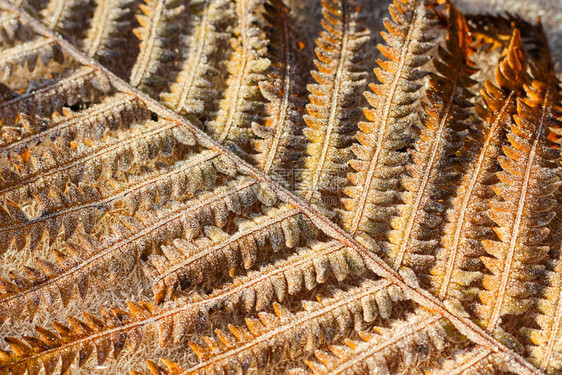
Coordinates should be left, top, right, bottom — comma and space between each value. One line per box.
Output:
0, 0, 561, 374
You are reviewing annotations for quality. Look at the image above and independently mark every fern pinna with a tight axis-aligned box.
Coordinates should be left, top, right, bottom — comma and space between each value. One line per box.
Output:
0, 0, 561, 374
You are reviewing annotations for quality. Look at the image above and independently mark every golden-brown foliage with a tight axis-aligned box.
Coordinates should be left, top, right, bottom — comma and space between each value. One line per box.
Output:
0, 0, 561, 374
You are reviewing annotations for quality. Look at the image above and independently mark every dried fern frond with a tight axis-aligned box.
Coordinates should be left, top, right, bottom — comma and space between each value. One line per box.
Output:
39, 0, 93, 42
0, 66, 112, 127
0, 94, 148, 156
0, 173, 272, 325
299, 0, 369, 202
515, 28, 562, 374
0, 297, 190, 374
159, 0, 232, 127
129, 0, 190, 96
341, 0, 434, 240
475, 30, 561, 342
0, 36, 64, 76
527, 256, 562, 372
183, 279, 402, 374
82, 0, 138, 74
0, 118, 186, 207
1, 0, 562, 374
144, 204, 317, 303
0, 147, 225, 254
429, 347, 512, 375
205, 0, 269, 148
251, 0, 307, 175
384, 1, 472, 273
0, 264, 381, 375
429, 20, 527, 303
292, 310, 446, 375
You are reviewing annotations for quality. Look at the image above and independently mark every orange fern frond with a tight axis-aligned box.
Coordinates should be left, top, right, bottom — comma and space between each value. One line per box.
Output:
476, 31, 561, 340
341, 0, 434, 242
385, 1, 471, 273
430, 25, 528, 303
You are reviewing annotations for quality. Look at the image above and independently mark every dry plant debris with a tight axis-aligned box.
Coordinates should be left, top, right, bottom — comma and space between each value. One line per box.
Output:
0, 0, 561, 374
